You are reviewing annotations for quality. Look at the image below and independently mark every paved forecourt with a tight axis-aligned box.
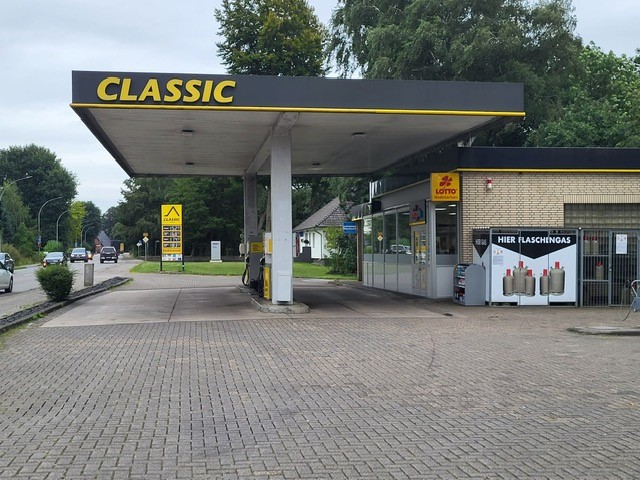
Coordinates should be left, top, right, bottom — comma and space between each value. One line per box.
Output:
0, 272, 639, 479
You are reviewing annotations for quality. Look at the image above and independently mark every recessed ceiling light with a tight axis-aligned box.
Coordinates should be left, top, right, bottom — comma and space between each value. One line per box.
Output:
181, 129, 194, 137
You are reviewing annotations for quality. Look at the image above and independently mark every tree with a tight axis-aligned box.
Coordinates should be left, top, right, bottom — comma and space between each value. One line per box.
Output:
112, 178, 174, 252
0, 145, 77, 243
216, 0, 347, 230
168, 178, 245, 256
527, 45, 640, 147
328, 0, 583, 146
0, 181, 32, 250
215, 0, 327, 76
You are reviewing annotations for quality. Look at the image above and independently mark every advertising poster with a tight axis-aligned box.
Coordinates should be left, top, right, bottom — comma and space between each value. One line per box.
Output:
489, 229, 577, 305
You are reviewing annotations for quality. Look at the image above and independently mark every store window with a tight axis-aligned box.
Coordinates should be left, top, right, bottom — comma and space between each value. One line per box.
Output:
435, 202, 457, 255
565, 204, 640, 228
398, 210, 412, 255
383, 211, 397, 257
363, 217, 372, 255
372, 215, 384, 254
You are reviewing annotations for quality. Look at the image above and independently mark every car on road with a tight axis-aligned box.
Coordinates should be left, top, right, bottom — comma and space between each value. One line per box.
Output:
42, 251, 67, 267
0, 261, 13, 293
70, 247, 89, 262
100, 246, 118, 263
0, 252, 15, 273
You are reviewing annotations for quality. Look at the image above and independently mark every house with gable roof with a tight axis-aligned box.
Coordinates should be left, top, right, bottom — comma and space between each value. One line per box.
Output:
293, 197, 351, 261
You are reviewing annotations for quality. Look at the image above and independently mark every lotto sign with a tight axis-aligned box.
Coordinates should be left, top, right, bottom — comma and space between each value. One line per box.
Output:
431, 173, 460, 201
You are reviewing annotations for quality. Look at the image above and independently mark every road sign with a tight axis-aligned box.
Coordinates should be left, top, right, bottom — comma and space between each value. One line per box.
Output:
143, 237, 149, 243
342, 221, 357, 234
136, 241, 142, 247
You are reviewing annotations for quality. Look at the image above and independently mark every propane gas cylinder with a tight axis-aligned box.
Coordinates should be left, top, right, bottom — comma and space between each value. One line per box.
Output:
503, 268, 514, 296
524, 269, 535, 296
583, 236, 591, 255
513, 260, 527, 295
595, 261, 605, 280
549, 261, 565, 295
539, 268, 550, 296
591, 237, 599, 255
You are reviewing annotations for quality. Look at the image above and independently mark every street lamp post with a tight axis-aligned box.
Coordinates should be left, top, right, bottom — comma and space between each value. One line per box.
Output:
83, 226, 94, 244
0, 174, 32, 203
56, 210, 70, 244
80, 223, 95, 247
38, 196, 62, 258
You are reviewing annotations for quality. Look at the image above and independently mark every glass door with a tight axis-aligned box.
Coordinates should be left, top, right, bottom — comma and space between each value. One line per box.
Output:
411, 224, 428, 296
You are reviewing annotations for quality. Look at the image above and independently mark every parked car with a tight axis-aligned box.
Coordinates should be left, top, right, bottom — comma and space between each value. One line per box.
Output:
0, 260, 13, 293
100, 246, 118, 263
42, 251, 67, 267
0, 252, 15, 273
70, 247, 89, 262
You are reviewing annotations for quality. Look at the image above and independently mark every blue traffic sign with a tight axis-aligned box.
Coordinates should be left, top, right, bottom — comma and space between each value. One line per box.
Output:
342, 221, 357, 234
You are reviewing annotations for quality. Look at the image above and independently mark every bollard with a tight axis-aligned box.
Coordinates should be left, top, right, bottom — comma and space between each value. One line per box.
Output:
84, 263, 95, 287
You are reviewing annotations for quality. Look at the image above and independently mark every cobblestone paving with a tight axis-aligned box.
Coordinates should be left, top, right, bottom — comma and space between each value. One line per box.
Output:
1, 294, 640, 478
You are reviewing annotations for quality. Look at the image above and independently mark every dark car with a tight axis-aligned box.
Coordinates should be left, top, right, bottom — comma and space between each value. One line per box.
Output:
70, 247, 89, 262
100, 246, 118, 263
0, 253, 15, 273
42, 251, 67, 267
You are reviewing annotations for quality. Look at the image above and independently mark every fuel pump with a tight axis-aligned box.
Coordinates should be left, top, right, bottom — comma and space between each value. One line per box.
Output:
242, 235, 264, 293
262, 232, 272, 299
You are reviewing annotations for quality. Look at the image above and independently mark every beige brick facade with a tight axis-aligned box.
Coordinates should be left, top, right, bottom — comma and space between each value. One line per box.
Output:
460, 172, 640, 262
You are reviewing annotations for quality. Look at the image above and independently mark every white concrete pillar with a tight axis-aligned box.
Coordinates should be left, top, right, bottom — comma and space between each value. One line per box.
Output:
270, 129, 293, 304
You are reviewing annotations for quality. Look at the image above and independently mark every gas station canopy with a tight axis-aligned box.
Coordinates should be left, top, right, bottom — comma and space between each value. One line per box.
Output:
71, 71, 525, 178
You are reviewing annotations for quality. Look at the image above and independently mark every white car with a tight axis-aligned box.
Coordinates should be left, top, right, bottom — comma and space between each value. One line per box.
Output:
0, 261, 13, 293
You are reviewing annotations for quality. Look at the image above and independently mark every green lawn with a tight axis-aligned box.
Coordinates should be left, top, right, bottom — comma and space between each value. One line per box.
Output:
130, 261, 357, 280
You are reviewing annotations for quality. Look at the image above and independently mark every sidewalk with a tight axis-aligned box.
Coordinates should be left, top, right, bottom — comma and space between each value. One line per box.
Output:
1, 269, 640, 478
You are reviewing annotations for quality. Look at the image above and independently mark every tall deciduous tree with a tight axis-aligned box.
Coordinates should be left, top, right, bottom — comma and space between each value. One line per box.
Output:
328, 0, 582, 146
0, 144, 77, 246
527, 45, 640, 147
215, 0, 327, 76
216, 0, 340, 228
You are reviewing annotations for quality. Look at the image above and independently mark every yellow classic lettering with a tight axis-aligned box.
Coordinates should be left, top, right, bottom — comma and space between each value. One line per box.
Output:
97, 76, 120, 101
201, 80, 214, 103
164, 78, 183, 102
183, 79, 202, 103
95, 76, 236, 105
138, 78, 161, 102
120, 78, 137, 101
214, 80, 235, 103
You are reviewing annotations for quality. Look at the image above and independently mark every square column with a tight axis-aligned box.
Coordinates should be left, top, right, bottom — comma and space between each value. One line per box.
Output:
270, 129, 293, 304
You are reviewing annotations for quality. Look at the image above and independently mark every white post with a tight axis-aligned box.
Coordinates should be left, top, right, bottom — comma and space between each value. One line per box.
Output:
270, 130, 293, 304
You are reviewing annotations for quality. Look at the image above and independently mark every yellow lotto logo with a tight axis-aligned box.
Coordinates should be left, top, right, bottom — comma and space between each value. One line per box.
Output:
431, 173, 460, 201
97, 77, 236, 104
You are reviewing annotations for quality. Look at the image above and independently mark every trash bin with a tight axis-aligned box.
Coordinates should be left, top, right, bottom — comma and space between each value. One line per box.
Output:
84, 263, 94, 287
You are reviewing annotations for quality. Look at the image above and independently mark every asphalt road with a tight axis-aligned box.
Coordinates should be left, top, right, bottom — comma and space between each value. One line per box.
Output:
0, 254, 135, 318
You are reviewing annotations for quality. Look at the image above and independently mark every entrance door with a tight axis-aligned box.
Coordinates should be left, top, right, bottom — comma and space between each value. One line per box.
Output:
411, 225, 428, 296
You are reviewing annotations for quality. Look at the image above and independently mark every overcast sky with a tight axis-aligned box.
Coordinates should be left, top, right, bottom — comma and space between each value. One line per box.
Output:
1, 0, 638, 213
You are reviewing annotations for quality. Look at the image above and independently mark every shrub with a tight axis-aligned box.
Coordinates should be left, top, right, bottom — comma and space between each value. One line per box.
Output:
36, 265, 75, 301
324, 226, 357, 275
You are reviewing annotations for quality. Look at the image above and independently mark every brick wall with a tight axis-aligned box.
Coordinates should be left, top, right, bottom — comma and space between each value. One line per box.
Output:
460, 172, 640, 262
